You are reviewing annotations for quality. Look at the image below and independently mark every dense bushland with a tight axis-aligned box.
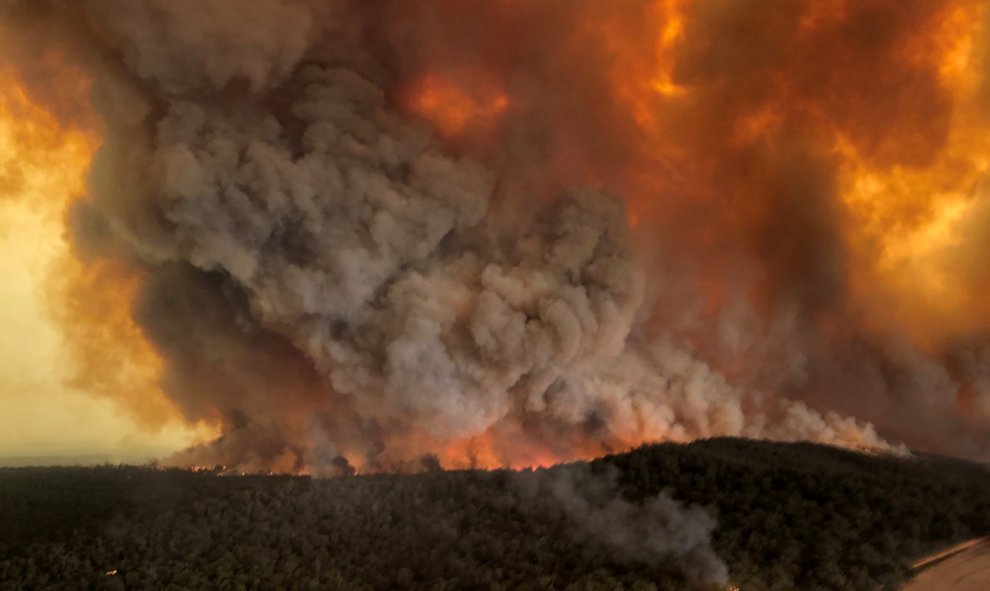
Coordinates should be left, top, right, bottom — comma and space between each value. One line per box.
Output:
1, 438, 988, 590
606, 439, 990, 590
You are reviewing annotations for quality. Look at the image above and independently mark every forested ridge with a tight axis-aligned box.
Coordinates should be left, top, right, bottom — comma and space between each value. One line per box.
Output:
607, 439, 990, 589
1, 438, 988, 590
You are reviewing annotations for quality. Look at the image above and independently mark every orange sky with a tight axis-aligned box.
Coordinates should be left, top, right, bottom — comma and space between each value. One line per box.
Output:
0, 77, 212, 462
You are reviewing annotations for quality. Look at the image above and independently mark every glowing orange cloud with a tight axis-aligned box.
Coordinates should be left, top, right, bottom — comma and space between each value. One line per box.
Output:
0, 64, 215, 447
407, 72, 509, 139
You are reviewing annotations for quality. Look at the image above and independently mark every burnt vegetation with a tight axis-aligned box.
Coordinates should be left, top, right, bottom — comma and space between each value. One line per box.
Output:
1, 438, 989, 590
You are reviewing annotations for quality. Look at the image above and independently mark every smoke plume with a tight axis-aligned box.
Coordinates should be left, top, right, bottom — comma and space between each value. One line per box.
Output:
514, 463, 728, 585
4, 0, 990, 472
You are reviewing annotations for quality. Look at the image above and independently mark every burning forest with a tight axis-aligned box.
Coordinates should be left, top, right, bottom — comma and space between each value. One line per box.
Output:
3, 0, 990, 477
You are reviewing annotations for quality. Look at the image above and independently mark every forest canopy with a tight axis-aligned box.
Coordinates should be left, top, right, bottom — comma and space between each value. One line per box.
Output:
1, 438, 989, 590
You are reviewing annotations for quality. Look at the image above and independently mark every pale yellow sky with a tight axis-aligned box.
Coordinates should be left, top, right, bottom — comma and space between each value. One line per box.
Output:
0, 81, 211, 463
0, 201, 203, 460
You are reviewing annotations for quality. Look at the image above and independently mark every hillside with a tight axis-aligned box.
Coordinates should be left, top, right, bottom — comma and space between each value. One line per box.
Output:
1, 438, 988, 590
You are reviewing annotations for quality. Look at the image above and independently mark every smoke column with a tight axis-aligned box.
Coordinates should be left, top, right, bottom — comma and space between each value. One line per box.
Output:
4, 0, 990, 472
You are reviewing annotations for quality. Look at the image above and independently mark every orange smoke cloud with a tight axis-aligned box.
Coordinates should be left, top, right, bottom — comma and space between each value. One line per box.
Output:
0, 59, 192, 435
835, 1, 990, 345
407, 72, 509, 139
381, 0, 990, 462
399, 0, 990, 342
0, 73, 91, 208
47, 258, 180, 430
9, 0, 990, 472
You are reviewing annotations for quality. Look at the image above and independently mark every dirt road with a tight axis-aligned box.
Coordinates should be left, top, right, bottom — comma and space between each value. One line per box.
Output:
902, 538, 990, 590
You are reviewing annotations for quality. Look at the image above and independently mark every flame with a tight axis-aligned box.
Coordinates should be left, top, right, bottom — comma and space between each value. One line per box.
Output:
435, 431, 575, 470
401, 422, 647, 471
346, 424, 618, 471
423, 420, 673, 471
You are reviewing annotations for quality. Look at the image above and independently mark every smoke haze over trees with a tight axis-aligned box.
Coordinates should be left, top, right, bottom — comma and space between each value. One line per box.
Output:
2, 439, 989, 590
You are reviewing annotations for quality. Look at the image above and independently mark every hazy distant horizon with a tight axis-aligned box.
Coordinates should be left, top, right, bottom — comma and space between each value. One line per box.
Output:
0, 450, 173, 468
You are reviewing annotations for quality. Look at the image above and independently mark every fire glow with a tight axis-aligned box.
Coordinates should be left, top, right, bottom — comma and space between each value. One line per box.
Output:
5, 0, 990, 473
0, 57, 216, 455
407, 73, 510, 139
0, 74, 169, 416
